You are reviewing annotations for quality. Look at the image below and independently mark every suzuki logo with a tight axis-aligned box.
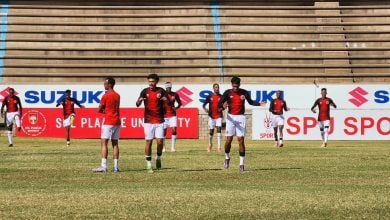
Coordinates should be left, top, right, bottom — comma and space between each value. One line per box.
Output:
349, 87, 368, 107
176, 87, 193, 107
0, 87, 19, 102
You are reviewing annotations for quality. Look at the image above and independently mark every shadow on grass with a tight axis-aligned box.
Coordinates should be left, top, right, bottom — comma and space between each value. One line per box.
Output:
112, 167, 302, 173
251, 167, 303, 171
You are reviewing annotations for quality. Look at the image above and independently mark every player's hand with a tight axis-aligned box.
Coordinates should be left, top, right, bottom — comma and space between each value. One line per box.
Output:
259, 101, 267, 107
287, 107, 290, 111
311, 109, 316, 113
203, 108, 209, 113
81, 105, 85, 108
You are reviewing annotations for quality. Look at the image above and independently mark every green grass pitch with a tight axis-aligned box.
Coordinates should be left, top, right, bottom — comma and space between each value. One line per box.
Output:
0, 138, 389, 219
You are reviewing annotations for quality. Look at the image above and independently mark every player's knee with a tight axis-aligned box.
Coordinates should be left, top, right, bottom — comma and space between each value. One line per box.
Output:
320, 128, 324, 131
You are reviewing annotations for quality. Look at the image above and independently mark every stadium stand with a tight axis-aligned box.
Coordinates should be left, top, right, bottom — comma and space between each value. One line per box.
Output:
0, 0, 389, 84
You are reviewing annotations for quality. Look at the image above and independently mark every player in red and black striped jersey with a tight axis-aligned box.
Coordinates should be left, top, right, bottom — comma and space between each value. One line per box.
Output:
136, 73, 169, 173
163, 82, 182, 152
203, 83, 223, 153
56, 89, 84, 146
1, 88, 22, 147
311, 88, 337, 147
269, 90, 290, 147
218, 76, 266, 172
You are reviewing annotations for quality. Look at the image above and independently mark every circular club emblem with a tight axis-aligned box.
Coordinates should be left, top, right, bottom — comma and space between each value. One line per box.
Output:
21, 110, 47, 136
240, 95, 245, 100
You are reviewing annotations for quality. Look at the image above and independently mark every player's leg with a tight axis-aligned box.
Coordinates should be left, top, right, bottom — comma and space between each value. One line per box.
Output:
171, 126, 177, 152
277, 116, 285, 147
224, 114, 235, 169
92, 125, 110, 172
237, 136, 245, 172
63, 116, 71, 146
144, 123, 155, 173
155, 123, 165, 170
66, 126, 71, 146
208, 128, 214, 153
278, 125, 284, 147
208, 117, 215, 152
318, 121, 326, 147
236, 115, 246, 172
170, 117, 178, 152
271, 115, 278, 147
111, 125, 120, 172
216, 118, 222, 152
162, 118, 168, 152
323, 120, 330, 147
7, 123, 13, 147
224, 136, 233, 169
6, 113, 14, 147
100, 138, 109, 169
14, 113, 21, 132
273, 126, 278, 147
216, 126, 222, 152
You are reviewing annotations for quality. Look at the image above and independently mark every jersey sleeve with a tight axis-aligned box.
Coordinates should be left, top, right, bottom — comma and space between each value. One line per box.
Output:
311, 98, 319, 110
269, 99, 274, 112
218, 90, 229, 109
283, 100, 288, 111
203, 95, 210, 108
1, 96, 7, 112
16, 96, 22, 110
72, 98, 82, 107
99, 94, 106, 108
175, 93, 182, 108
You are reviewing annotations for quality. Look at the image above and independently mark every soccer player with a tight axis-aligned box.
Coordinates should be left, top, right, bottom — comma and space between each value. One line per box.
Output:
1, 88, 22, 147
56, 89, 84, 146
163, 82, 182, 152
311, 88, 337, 148
92, 77, 121, 173
218, 76, 266, 172
136, 73, 168, 173
269, 90, 290, 147
203, 83, 223, 153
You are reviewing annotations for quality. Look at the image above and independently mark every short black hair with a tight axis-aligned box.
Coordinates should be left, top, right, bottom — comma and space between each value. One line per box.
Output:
147, 73, 159, 82
106, 77, 116, 87
321, 88, 327, 92
231, 76, 241, 84
65, 89, 71, 93
9, 88, 14, 92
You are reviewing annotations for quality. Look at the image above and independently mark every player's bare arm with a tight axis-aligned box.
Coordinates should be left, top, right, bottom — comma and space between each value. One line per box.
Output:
259, 101, 267, 107
98, 105, 105, 114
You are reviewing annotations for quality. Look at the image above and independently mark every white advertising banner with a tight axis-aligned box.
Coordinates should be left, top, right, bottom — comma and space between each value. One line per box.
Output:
252, 109, 390, 140
0, 84, 388, 109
